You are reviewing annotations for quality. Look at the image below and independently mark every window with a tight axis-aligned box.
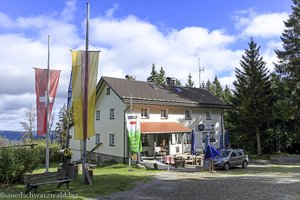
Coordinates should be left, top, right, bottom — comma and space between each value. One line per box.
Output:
210, 132, 216, 142
206, 111, 212, 120
231, 151, 237, 157
109, 108, 115, 119
106, 87, 110, 95
185, 110, 191, 120
109, 134, 115, 146
160, 109, 168, 119
171, 133, 182, 145
202, 132, 208, 143
96, 110, 100, 120
95, 133, 100, 144
141, 108, 149, 118
142, 134, 149, 146
185, 133, 191, 144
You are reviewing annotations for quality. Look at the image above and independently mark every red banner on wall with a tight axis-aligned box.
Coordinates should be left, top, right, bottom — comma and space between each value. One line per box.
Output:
35, 68, 60, 135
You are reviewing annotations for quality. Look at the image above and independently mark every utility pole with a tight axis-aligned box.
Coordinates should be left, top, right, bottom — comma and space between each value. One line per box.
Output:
198, 58, 205, 88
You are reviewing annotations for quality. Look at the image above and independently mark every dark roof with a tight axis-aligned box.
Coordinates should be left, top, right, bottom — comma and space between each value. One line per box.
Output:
98, 76, 230, 109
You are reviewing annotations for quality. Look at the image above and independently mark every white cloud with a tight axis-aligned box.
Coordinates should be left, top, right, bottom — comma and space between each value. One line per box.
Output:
60, 0, 77, 22
0, 12, 14, 28
90, 15, 239, 86
234, 9, 289, 38
105, 3, 119, 18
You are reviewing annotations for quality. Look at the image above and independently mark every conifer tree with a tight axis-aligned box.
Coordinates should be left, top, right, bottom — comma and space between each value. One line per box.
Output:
185, 73, 195, 87
212, 76, 223, 99
147, 63, 158, 82
230, 38, 272, 155
157, 67, 166, 84
205, 80, 214, 94
175, 79, 182, 86
273, 0, 300, 152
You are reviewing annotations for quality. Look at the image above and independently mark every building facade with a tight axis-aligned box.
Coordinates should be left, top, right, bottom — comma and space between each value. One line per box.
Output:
69, 76, 229, 162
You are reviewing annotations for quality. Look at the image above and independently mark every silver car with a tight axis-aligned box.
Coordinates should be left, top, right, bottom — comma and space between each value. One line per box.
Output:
214, 149, 249, 170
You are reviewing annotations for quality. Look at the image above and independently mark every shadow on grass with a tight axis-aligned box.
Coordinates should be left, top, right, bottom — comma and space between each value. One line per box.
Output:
0, 167, 153, 200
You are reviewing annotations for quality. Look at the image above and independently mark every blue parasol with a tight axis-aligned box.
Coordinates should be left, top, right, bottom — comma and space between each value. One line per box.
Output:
225, 130, 229, 149
190, 129, 196, 155
219, 133, 224, 150
204, 144, 220, 160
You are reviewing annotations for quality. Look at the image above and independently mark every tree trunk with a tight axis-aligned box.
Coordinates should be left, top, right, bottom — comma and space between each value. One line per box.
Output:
256, 127, 262, 155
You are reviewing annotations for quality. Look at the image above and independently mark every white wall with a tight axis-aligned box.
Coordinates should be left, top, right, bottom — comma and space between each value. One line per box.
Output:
132, 104, 224, 151
93, 85, 126, 158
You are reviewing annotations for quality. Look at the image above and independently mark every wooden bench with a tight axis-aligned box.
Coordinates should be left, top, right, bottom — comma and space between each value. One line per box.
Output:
24, 170, 73, 194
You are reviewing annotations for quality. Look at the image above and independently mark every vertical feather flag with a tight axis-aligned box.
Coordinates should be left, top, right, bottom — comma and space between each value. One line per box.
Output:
72, 50, 99, 140
35, 68, 60, 135
125, 114, 143, 153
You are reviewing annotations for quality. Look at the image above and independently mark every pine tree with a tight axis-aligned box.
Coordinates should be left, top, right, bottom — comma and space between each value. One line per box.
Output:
212, 76, 223, 99
230, 38, 273, 155
185, 73, 195, 87
157, 67, 166, 84
205, 80, 214, 94
222, 85, 232, 104
175, 79, 182, 86
273, 0, 300, 152
147, 63, 158, 82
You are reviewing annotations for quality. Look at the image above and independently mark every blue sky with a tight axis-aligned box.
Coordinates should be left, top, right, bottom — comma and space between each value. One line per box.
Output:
0, 0, 292, 130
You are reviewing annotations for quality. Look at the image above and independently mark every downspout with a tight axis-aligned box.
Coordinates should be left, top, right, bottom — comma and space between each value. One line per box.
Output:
123, 105, 130, 163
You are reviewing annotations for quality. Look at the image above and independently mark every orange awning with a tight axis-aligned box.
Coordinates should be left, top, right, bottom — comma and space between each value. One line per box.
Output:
141, 122, 191, 134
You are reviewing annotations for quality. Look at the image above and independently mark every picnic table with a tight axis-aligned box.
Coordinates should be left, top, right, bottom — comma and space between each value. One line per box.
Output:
173, 153, 203, 168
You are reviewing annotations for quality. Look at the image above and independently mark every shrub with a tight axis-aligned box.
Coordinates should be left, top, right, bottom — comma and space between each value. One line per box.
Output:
34, 140, 62, 163
0, 136, 8, 147
0, 147, 39, 184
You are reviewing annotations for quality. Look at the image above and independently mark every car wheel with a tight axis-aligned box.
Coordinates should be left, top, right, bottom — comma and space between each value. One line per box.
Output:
224, 162, 230, 170
242, 161, 248, 169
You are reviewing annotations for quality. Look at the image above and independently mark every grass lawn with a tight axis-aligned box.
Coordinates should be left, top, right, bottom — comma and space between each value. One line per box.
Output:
0, 163, 154, 200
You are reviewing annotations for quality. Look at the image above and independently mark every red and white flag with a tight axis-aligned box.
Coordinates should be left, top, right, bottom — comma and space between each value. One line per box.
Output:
35, 68, 60, 135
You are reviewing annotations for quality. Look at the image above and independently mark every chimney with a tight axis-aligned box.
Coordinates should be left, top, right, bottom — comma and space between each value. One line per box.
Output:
125, 75, 136, 80
166, 77, 175, 85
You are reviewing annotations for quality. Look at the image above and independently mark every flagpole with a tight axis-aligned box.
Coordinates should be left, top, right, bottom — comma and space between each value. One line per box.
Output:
45, 35, 50, 173
128, 94, 132, 169
82, 1, 92, 185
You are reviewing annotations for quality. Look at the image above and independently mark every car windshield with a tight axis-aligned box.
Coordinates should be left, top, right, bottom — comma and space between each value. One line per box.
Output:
219, 150, 231, 157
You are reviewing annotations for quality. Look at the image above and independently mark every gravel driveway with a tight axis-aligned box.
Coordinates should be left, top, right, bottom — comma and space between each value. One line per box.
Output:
99, 160, 300, 200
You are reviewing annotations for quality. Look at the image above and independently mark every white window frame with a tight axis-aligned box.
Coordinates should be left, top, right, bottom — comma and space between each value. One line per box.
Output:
109, 134, 115, 146
96, 110, 100, 120
185, 133, 191, 144
171, 133, 182, 145
160, 109, 168, 119
95, 133, 101, 144
141, 108, 149, 118
109, 108, 115, 119
185, 110, 192, 120
210, 132, 216, 142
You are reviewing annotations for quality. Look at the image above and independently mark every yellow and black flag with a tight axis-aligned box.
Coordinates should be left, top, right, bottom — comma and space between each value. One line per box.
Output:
71, 50, 99, 140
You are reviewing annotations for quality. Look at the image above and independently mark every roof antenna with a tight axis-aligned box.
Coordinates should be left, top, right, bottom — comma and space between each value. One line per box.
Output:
198, 57, 205, 88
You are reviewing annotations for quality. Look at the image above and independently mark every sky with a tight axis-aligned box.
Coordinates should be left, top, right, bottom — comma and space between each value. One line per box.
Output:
0, 0, 292, 131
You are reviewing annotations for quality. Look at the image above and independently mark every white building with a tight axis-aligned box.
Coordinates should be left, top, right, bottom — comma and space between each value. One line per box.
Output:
69, 76, 229, 162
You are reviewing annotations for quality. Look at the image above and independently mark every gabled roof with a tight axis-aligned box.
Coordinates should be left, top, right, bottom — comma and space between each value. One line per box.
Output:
97, 76, 230, 109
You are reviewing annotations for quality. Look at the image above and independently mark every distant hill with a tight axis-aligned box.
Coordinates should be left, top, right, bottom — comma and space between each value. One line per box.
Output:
0, 130, 56, 141
0, 130, 23, 141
